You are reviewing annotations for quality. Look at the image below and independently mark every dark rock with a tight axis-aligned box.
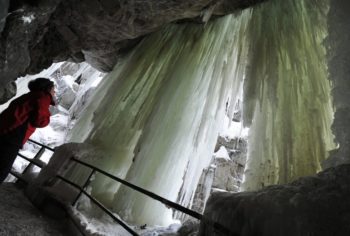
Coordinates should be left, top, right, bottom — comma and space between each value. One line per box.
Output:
215, 136, 247, 153
178, 219, 200, 236
325, 0, 350, 167
0, 183, 67, 235
0, 0, 266, 103
199, 164, 350, 236
0, 80, 16, 104
0, 0, 9, 32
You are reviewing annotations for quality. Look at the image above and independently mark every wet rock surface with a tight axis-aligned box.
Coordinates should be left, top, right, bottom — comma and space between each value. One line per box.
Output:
199, 164, 350, 236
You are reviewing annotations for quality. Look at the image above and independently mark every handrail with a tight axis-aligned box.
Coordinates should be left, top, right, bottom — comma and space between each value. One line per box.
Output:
17, 153, 45, 168
11, 141, 233, 236
28, 139, 55, 152
70, 157, 233, 235
10, 142, 138, 235
9, 170, 27, 183
71, 157, 203, 220
57, 175, 139, 236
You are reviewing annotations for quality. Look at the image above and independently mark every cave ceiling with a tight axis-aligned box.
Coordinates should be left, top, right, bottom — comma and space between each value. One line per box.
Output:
0, 0, 266, 102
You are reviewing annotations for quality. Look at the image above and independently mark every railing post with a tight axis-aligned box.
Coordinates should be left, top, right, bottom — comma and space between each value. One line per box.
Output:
72, 169, 96, 206
21, 146, 46, 177
57, 175, 140, 236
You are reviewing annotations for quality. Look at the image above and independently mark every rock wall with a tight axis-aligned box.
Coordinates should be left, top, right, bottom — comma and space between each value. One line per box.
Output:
191, 135, 247, 214
199, 164, 350, 236
0, 0, 8, 32
323, 0, 350, 168
0, 0, 266, 103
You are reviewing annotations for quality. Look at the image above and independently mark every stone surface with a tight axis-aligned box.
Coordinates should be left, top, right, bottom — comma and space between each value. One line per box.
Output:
0, 0, 266, 102
177, 219, 200, 236
192, 136, 247, 214
212, 157, 240, 192
0, 80, 16, 104
0, 0, 8, 32
323, 0, 350, 168
0, 183, 67, 236
199, 164, 350, 236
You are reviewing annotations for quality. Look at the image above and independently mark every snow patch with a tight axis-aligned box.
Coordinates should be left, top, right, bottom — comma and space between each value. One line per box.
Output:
220, 115, 248, 139
22, 14, 35, 24
213, 146, 230, 160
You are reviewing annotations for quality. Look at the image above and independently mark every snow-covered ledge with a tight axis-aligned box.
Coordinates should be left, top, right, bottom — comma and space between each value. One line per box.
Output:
199, 164, 350, 236
25, 143, 89, 205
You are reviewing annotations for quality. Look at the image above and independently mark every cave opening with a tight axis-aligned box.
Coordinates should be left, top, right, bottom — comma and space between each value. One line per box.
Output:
1, 0, 350, 235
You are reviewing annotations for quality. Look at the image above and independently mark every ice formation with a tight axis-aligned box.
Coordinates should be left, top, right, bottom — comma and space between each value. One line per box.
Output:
242, 0, 336, 190
63, 0, 337, 226
1, 62, 104, 182
66, 11, 252, 226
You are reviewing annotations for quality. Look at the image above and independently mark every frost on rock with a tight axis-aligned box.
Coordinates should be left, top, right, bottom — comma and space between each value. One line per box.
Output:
2, 62, 103, 182
214, 146, 230, 161
191, 134, 247, 214
64, 11, 251, 226
199, 164, 350, 236
241, 0, 336, 191
22, 14, 35, 24
55, 75, 78, 110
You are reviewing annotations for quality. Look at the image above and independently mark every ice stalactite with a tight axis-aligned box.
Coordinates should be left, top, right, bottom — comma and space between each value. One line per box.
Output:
66, 12, 252, 225
112, 14, 252, 225
242, 0, 336, 191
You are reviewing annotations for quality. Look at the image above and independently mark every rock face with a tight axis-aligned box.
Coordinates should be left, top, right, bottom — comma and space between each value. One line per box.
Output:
0, 0, 266, 103
192, 135, 247, 214
0, 0, 8, 32
199, 164, 350, 236
323, 0, 350, 168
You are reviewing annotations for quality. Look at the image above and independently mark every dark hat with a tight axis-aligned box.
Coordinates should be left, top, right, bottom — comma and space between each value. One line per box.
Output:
28, 78, 54, 92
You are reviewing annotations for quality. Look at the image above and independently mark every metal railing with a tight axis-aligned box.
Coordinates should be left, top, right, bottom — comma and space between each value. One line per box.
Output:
10, 139, 54, 182
10, 140, 233, 236
9, 140, 87, 236
57, 157, 232, 235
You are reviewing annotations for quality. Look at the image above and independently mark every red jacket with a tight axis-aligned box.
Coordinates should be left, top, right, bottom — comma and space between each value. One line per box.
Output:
0, 91, 54, 145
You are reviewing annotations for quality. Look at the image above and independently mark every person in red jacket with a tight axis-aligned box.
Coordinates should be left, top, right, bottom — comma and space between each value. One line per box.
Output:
0, 78, 55, 182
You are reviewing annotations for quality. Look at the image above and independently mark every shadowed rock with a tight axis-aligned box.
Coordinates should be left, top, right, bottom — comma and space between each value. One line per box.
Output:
0, 0, 266, 103
199, 164, 350, 236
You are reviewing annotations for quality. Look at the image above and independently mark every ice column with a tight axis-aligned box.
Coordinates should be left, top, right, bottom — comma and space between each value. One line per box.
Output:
111, 13, 253, 225
66, 12, 252, 225
242, 0, 336, 190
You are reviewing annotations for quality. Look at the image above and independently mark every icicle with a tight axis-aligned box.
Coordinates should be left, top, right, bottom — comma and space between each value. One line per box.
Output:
65, 12, 252, 225
242, 0, 336, 190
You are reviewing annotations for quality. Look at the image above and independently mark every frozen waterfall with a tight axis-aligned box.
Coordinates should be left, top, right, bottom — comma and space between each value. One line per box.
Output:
242, 0, 336, 190
65, 12, 251, 225
60, 0, 336, 227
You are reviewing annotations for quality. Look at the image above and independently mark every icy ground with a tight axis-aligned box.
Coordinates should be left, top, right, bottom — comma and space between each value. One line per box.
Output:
0, 183, 67, 236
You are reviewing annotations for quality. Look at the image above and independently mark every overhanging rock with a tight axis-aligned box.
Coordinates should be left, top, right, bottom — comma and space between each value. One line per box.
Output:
0, 0, 266, 102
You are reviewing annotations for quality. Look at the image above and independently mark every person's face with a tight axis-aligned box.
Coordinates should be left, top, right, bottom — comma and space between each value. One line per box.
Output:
50, 86, 56, 97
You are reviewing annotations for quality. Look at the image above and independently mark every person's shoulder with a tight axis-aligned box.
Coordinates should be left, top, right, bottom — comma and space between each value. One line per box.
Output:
10, 92, 32, 104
